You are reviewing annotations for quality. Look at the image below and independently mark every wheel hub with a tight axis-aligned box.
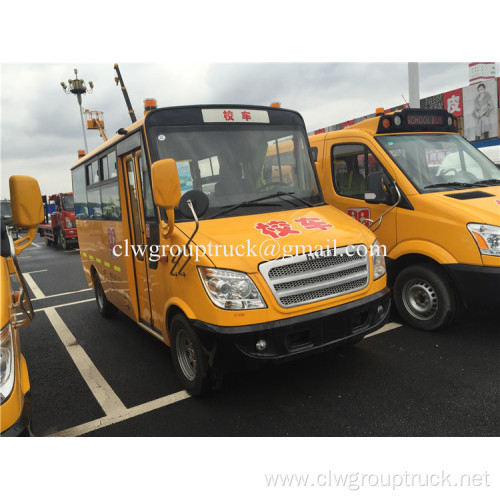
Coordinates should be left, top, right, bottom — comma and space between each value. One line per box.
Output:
177, 331, 197, 381
403, 279, 438, 320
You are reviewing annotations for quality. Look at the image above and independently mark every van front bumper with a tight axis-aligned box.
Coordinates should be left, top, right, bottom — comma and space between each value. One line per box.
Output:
0, 392, 32, 437
446, 264, 500, 309
192, 289, 390, 368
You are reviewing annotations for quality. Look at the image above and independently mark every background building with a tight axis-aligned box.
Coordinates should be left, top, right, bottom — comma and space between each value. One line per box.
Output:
311, 71, 500, 150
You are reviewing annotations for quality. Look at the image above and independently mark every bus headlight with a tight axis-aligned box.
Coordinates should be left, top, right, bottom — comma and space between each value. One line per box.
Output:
371, 239, 387, 280
0, 324, 15, 404
198, 267, 267, 310
467, 223, 500, 256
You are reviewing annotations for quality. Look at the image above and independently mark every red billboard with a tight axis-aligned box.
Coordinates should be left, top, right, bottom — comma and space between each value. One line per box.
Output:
443, 88, 463, 117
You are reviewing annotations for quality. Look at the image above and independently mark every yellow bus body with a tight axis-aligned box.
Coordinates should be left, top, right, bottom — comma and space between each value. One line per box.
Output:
310, 108, 500, 331
1, 176, 43, 436
71, 105, 391, 394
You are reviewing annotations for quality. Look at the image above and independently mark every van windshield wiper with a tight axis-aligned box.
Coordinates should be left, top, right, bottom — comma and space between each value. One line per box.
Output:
472, 179, 500, 185
423, 182, 478, 189
209, 191, 312, 219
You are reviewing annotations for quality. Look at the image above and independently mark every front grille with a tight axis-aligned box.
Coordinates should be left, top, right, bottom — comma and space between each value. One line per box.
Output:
259, 245, 369, 308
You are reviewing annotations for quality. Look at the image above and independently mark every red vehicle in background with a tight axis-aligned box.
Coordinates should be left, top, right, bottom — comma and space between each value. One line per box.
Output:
38, 193, 78, 249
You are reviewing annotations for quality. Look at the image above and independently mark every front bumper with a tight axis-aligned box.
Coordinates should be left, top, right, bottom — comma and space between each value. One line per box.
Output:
445, 264, 500, 309
192, 289, 391, 369
63, 228, 78, 241
0, 391, 32, 437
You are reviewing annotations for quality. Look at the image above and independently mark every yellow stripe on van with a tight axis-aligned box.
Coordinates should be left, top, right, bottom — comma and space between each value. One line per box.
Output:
113, 266, 121, 272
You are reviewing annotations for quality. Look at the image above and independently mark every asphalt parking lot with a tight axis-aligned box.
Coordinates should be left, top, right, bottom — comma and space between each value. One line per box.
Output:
17, 233, 500, 437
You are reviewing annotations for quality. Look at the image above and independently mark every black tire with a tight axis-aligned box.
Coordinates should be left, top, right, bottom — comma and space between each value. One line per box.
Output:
169, 314, 211, 396
393, 264, 456, 331
93, 272, 118, 318
46, 237, 52, 246
58, 229, 67, 250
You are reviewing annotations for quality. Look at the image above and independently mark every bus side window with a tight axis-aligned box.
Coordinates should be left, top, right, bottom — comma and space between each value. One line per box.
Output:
332, 144, 366, 198
332, 144, 385, 199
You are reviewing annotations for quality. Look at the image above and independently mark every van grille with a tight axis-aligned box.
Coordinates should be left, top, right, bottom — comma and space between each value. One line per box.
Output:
259, 245, 369, 308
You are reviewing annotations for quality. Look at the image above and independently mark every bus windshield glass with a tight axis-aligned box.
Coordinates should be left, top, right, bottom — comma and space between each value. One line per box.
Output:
61, 194, 75, 212
150, 125, 323, 220
376, 133, 500, 192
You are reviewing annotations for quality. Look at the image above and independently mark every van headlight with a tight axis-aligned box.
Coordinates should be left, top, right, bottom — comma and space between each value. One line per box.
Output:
467, 223, 500, 256
0, 323, 15, 404
198, 267, 267, 310
371, 239, 387, 280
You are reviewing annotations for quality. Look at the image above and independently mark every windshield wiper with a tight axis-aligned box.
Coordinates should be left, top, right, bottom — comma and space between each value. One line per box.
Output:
472, 179, 500, 185
209, 191, 313, 220
423, 182, 478, 189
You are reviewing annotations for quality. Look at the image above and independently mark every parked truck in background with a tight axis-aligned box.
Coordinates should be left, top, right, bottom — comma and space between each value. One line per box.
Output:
38, 193, 78, 249
1, 199, 20, 240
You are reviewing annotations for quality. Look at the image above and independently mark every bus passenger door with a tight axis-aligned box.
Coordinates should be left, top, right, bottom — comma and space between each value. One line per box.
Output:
123, 150, 152, 324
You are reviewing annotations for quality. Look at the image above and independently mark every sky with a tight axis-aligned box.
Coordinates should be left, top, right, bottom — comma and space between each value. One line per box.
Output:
1, 61, 489, 199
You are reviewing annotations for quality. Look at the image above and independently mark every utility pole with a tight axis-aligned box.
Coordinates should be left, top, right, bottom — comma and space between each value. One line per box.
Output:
408, 63, 420, 109
60, 68, 94, 153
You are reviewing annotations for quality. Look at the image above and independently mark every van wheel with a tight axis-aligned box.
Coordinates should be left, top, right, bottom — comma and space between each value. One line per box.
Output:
170, 314, 211, 396
394, 264, 456, 331
93, 272, 117, 318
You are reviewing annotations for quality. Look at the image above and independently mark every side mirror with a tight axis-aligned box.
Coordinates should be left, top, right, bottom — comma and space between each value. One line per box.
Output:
9, 175, 44, 254
151, 158, 181, 238
365, 172, 396, 205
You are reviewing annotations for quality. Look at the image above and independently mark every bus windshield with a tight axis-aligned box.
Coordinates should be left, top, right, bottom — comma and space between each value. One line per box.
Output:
376, 134, 500, 192
150, 125, 323, 220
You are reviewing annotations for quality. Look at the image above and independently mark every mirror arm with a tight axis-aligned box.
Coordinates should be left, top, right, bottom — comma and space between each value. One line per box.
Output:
368, 183, 402, 231
13, 226, 38, 254
8, 230, 35, 326
171, 200, 199, 277
160, 208, 176, 239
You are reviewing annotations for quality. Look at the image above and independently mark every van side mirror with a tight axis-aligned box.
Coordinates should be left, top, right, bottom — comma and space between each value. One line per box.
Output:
151, 158, 181, 238
9, 175, 44, 254
365, 172, 396, 205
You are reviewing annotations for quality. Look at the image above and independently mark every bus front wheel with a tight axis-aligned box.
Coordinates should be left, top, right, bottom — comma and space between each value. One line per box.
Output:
93, 272, 118, 318
170, 314, 211, 396
394, 264, 456, 332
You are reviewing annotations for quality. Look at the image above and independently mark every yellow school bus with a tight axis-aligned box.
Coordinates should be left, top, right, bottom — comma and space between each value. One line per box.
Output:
1, 176, 43, 436
71, 104, 390, 394
310, 108, 500, 331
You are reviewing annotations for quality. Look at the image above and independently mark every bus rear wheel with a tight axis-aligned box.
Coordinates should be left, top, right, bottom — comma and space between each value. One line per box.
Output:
170, 314, 211, 396
394, 264, 456, 332
93, 272, 118, 318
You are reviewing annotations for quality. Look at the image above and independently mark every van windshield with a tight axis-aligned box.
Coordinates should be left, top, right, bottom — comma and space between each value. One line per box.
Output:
150, 125, 323, 220
376, 134, 500, 192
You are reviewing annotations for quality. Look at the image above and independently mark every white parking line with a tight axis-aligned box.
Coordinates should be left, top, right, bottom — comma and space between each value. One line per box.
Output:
23, 272, 46, 299
365, 322, 402, 338
44, 307, 127, 416
48, 390, 191, 437
31, 287, 92, 301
